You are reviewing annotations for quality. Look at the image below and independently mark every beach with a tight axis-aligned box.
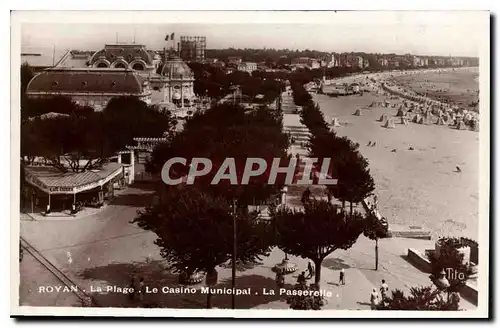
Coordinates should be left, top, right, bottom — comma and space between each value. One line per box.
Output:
312, 70, 479, 240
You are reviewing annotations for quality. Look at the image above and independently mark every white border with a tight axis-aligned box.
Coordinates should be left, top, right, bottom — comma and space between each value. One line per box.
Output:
8, 9, 491, 319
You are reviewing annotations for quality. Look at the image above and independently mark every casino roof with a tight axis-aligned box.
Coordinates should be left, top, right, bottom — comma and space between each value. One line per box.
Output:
160, 55, 194, 79
88, 44, 154, 67
26, 68, 149, 95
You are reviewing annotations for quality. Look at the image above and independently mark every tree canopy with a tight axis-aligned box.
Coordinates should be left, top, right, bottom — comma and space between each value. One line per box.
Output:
21, 96, 176, 172
146, 103, 289, 206
270, 199, 366, 285
132, 185, 273, 275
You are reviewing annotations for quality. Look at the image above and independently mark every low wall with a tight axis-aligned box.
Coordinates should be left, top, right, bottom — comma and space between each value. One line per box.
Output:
407, 248, 432, 273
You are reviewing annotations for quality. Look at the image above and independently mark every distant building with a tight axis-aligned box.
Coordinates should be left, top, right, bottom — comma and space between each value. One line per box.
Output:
179, 36, 206, 62
363, 59, 370, 69
377, 58, 389, 67
338, 54, 364, 69
291, 57, 320, 69
26, 68, 152, 111
228, 56, 243, 65
320, 54, 339, 68
237, 62, 257, 74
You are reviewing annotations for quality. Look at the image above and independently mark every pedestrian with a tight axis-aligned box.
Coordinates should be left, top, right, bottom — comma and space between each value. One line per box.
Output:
370, 288, 380, 310
138, 277, 145, 302
301, 187, 312, 204
339, 268, 345, 285
297, 271, 306, 286
128, 277, 136, 301
380, 279, 389, 300
307, 262, 314, 279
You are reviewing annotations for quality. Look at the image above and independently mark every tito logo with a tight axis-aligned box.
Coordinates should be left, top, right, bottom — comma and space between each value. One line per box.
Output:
161, 157, 338, 186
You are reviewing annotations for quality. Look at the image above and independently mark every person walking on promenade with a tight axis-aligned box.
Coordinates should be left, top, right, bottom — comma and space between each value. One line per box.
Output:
339, 268, 345, 285
276, 270, 285, 289
307, 261, 314, 279
301, 187, 312, 204
380, 279, 389, 301
128, 277, 136, 301
297, 271, 306, 287
370, 288, 380, 310
138, 277, 145, 302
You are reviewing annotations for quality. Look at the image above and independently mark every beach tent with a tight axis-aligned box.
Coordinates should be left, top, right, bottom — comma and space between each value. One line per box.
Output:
331, 117, 341, 127
400, 116, 409, 125
418, 116, 427, 125
436, 117, 446, 125
396, 108, 405, 117
353, 109, 362, 116
456, 121, 467, 130
473, 120, 479, 132
383, 118, 396, 129
379, 114, 389, 122
412, 114, 421, 123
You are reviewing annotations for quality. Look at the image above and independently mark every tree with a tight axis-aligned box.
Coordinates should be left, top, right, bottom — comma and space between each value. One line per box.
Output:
376, 286, 460, 310
334, 151, 375, 215
286, 282, 325, 310
132, 185, 272, 308
102, 96, 177, 151
363, 213, 389, 270
270, 199, 366, 285
146, 103, 289, 207
21, 113, 113, 172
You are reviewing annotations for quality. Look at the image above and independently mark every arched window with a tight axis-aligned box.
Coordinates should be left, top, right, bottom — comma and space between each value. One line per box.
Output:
96, 62, 109, 68
114, 62, 127, 69
132, 63, 145, 71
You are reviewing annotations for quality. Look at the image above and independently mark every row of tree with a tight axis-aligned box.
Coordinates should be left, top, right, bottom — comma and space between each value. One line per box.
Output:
21, 96, 177, 172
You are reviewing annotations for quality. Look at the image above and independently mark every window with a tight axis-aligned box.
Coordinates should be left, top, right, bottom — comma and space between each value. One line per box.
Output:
97, 62, 108, 68
132, 63, 145, 71
114, 62, 127, 69
82, 81, 88, 87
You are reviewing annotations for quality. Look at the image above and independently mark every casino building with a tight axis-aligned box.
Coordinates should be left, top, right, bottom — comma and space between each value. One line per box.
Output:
26, 42, 197, 114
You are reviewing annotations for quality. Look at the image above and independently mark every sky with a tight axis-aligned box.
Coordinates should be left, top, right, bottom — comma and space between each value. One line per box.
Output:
17, 11, 488, 57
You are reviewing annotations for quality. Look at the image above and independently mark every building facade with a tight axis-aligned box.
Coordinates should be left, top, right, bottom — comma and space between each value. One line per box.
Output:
147, 54, 196, 109
237, 62, 258, 74
25, 68, 152, 111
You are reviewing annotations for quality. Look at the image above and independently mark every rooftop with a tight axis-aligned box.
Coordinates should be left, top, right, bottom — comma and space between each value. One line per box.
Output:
25, 163, 123, 192
26, 68, 149, 95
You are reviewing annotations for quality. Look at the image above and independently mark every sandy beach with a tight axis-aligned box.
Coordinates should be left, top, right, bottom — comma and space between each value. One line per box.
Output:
390, 68, 480, 111
312, 70, 479, 240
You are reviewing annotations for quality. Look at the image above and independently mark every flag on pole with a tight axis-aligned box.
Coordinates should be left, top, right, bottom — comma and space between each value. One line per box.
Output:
165, 34, 169, 41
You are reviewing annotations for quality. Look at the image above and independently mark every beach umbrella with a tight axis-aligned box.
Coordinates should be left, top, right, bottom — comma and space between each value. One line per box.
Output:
379, 114, 389, 122
383, 118, 396, 129
436, 117, 446, 125
456, 120, 467, 130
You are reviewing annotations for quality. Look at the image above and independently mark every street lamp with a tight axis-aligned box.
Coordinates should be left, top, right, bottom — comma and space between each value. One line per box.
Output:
231, 198, 237, 309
